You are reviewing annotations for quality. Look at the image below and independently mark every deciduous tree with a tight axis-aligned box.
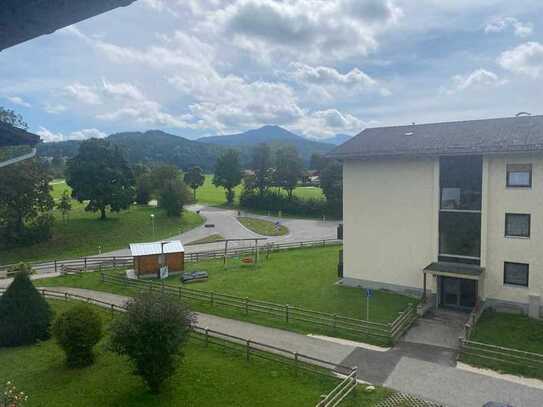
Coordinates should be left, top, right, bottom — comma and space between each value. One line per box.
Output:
251, 143, 273, 195
0, 159, 54, 246
320, 160, 343, 218
57, 190, 72, 223
66, 139, 135, 220
159, 178, 189, 217
213, 149, 242, 205
109, 292, 193, 393
274, 146, 304, 199
184, 166, 205, 201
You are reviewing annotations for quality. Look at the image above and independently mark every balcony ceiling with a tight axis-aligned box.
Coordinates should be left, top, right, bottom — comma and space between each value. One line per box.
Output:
0, 0, 137, 52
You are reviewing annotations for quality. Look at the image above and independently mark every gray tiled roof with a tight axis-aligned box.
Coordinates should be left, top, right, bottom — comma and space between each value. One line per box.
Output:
328, 115, 543, 159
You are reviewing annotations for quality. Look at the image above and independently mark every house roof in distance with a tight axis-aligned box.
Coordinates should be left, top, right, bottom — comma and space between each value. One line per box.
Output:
129, 241, 184, 257
328, 115, 543, 159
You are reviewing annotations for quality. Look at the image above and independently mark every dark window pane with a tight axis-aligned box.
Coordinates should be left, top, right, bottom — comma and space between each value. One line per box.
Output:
507, 164, 532, 187
504, 262, 529, 287
439, 212, 481, 258
440, 156, 482, 210
505, 214, 530, 237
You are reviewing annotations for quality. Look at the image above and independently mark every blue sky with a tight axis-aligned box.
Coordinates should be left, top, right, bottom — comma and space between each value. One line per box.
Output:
0, 0, 542, 142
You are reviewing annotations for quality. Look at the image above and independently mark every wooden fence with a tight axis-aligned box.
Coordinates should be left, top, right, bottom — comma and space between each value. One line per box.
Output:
0, 239, 342, 277
0, 287, 358, 406
316, 368, 358, 407
457, 300, 543, 377
101, 272, 417, 344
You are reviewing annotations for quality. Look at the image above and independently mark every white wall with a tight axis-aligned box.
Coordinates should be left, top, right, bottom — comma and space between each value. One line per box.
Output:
484, 154, 543, 306
343, 158, 438, 292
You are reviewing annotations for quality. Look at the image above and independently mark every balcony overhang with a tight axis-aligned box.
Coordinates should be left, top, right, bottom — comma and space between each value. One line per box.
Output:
423, 261, 484, 281
0, 122, 41, 167
0, 0, 137, 52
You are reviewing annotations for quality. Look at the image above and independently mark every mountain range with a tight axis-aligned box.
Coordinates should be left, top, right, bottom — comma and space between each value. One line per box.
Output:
37, 125, 345, 171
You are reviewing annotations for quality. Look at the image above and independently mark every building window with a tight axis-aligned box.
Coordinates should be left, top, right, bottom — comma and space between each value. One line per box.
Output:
439, 212, 481, 259
440, 156, 482, 210
505, 213, 530, 238
504, 262, 529, 287
506, 164, 532, 188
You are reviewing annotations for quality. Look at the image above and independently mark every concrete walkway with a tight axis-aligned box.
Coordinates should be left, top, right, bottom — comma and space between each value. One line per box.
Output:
40, 286, 543, 407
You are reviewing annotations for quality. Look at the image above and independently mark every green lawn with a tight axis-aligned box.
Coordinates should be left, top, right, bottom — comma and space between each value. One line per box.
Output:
38, 246, 415, 345
460, 309, 543, 379
196, 175, 324, 207
237, 217, 289, 236
0, 300, 390, 406
0, 181, 204, 265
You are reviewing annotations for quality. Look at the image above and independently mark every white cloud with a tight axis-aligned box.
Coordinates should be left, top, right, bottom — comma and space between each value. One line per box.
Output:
285, 63, 390, 98
485, 17, 533, 38
37, 127, 107, 142
293, 109, 366, 138
498, 42, 543, 78
36, 127, 65, 143
69, 128, 107, 140
4, 95, 31, 108
444, 69, 507, 94
66, 82, 102, 104
208, 0, 402, 60
43, 103, 67, 114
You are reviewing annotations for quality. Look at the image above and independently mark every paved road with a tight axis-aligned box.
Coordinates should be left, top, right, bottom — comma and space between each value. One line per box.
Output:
39, 287, 543, 407
101, 205, 339, 257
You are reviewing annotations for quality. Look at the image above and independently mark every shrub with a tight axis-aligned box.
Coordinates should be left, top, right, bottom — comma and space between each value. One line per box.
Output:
109, 292, 193, 393
53, 305, 103, 368
0, 271, 52, 347
239, 189, 335, 218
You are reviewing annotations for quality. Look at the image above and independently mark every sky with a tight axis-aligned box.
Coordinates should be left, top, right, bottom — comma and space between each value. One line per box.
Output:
0, 0, 542, 143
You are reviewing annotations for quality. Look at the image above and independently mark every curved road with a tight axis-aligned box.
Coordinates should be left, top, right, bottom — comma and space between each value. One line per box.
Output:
101, 205, 340, 257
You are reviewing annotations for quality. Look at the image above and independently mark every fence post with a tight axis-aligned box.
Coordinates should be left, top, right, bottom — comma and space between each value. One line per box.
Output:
64, 292, 68, 301
286, 304, 289, 323
178, 286, 182, 299
211, 292, 214, 306
84, 257, 87, 272
294, 352, 298, 376
205, 328, 209, 347
113, 257, 116, 268
246, 339, 251, 361
111, 304, 114, 315
245, 297, 249, 315
333, 314, 337, 330
54, 260, 57, 274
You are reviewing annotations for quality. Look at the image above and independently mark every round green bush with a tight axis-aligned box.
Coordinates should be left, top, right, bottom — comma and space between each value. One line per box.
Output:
0, 270, 52, 347
53, 305, 103, 368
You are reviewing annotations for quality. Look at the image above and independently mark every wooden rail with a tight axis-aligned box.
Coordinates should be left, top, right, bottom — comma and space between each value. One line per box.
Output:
459, 339, 543, 371
316, 368, 358, 407
0, 239, 342, 275
0, 287, 358, 406
101, 272, 416, 344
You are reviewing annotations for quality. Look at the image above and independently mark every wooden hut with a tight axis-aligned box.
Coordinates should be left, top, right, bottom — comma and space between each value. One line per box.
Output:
129, 241, 184, 278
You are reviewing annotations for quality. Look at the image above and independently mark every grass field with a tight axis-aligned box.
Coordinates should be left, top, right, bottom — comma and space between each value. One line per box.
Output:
196, 175, 324, 206
38, 246, 414, 344
460, 310, 543, 378
237, 217, 289, 236
0, 181, 204, 265
0, 300, 390, 406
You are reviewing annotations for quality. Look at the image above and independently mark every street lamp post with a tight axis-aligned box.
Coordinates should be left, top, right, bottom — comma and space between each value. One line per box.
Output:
150, 214, 155, 240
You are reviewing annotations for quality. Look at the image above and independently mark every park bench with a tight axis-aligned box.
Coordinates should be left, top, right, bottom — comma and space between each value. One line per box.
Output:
181, 271, 209, 284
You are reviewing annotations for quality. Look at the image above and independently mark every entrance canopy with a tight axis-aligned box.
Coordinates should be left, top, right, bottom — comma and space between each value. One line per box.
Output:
423, 261, 484, 280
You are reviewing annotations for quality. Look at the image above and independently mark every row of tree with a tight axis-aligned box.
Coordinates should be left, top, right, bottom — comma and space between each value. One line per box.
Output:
211, 143, 342, 216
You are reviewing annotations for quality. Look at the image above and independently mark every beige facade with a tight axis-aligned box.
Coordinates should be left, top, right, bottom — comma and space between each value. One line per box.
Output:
343, 153, 543, 316
343, 157, 439, 294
